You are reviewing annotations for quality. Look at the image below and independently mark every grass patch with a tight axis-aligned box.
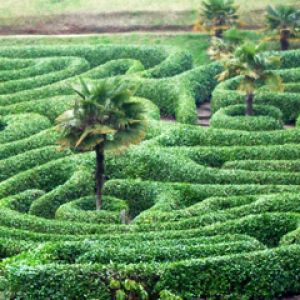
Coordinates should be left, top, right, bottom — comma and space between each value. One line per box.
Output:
0, 33, 210, 66
0, 0, 299, 31
1, 0, 299, 15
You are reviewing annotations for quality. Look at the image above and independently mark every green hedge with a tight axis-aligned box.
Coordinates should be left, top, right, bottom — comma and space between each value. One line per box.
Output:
3, 245, 300, 299
212, 76, 300, 123
107, 145, 300, 184
156, 123, 300, 147
0, 95, 75, 122
143, 48, 193, 78
15, 239, 264, 266
0, 44, 167, 68
0, 239, 35, 259
0, 113, 51, 144
0, 42, 300, 300
134, 192, 300, 225
30, 234, 256, 264
0, 146, 70, 181
55, 196, 128, 224
133, 62, 221, 124
0, 57, 33, 71
0, 57, 89, 97
76, 240, 264, 264
0, 45, 220, 125
285, 83, 300, 93
158, 245, 300, 299
0, 178, 298, 240
29, 168, 94, 219
210, 104, 284, 131
223, 159, 300, 172
0, 128, 58, 160
0, 57, 61, 82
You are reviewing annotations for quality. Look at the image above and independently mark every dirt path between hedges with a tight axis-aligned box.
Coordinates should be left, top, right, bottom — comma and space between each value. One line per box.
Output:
197, 102, 211, 126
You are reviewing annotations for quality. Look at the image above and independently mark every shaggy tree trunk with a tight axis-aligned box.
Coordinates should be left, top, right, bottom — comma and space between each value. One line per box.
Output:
280, 29, 290, 51
95, 143, 105, 210
246, 92, 254, 116
214, 18, 225, 38
215, 28, 223, 38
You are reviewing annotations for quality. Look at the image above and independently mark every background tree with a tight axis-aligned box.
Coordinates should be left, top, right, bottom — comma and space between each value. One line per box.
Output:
56, 79, 147, 210
218, 41, 283, 116
200, 0, 239, 38
266, 5, 300, 51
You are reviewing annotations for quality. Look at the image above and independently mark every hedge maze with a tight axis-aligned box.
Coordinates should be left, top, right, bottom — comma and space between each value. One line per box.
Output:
0, 42, 300, 299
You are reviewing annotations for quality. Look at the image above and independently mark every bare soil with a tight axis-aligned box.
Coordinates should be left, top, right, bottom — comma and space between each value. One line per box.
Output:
0, 11, 194, 35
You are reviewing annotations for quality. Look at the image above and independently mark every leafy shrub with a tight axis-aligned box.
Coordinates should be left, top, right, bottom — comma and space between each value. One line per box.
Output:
210, 104, 284, 131
0, 42, 300, 300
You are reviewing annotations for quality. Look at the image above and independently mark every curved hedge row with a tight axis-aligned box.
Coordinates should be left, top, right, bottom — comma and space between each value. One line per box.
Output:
211, 50, 300, 123
55, 196, 128, 224
0, 42, 300, 299
210, 104, 284, 131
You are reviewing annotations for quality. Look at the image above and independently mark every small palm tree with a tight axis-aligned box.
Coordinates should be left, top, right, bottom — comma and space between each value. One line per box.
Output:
200, 0, 239, 38
207, 27, 245, 60
56, 79, 147, 210
218, 42, 283, 115
266, 5, 300, 51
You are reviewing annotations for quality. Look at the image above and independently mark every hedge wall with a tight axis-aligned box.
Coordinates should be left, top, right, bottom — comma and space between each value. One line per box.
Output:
0, 42, 299, 299
210, 104, 284, 131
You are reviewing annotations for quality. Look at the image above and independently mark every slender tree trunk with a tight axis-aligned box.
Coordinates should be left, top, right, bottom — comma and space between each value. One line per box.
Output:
280, 29, 290, 51
215, 28, 223, 38
95, 144, 105, 210
246, 92, 254, 116
215, 18, 225, 38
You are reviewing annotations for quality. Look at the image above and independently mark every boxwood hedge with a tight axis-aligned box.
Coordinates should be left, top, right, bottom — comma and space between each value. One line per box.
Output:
210, 104, 284, 131
0, 42, 299, 299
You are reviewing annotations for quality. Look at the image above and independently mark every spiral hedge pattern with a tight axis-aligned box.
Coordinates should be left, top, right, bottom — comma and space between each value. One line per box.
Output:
0, 42, 300, 299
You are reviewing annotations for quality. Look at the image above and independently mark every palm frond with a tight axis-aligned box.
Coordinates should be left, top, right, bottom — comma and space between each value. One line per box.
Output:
266, 5, 300, 31
218, 40, 283, 97
56, 78, 147, 152
201, 0, 239, 31
260, 72, 284, 92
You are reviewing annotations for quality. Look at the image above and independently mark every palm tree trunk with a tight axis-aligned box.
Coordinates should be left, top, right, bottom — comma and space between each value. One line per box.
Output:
95, 143, 105, 210
215, 28, 223, 38
280, 29, 290, 51
246, 92, 254, 116
215, 18, 225, 38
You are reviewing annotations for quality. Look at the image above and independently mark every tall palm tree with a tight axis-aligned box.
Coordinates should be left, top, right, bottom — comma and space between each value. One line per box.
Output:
218, 42, 283, 115
201, 0, 239, 38
56, 78, 147, 210
266, 5, 300, 51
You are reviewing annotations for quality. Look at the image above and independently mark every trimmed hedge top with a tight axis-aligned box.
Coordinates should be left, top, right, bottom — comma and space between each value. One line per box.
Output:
0, 42, 300, 300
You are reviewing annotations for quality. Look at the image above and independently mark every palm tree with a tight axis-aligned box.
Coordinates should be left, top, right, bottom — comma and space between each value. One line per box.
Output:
56, 78, 147, 210
266, 5, 300, 51
218, 42, 283, 116
207, 27, 245, 60
200, 0, 239, 38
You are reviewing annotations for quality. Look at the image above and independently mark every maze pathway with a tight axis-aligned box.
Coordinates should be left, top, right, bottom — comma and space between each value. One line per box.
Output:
197, 101, 211, 126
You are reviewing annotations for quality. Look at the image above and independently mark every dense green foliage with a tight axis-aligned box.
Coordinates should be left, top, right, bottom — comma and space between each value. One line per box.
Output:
210, 104, 284, 130
0, 40, 299, 299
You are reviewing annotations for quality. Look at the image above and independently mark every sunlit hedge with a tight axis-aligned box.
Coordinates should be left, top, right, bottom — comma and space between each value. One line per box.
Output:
0, 42, 300, 299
